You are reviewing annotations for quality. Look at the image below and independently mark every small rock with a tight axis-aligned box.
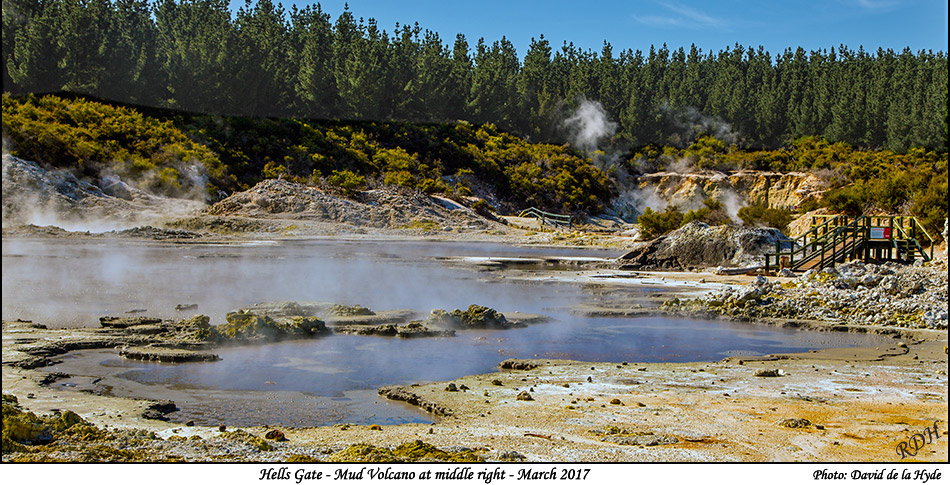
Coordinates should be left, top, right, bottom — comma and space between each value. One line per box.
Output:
754, 369, 785, 377
38, 372, 70, 386
264, 429, 286, 440
186, 421, 195, 427
516, 391, 534, 401
609, 398, 623, 405
498, 450, 526, 462
369, 424, 382, 431
445, 383, 458, 392
491, 379, 503, 386
779, 418, 812, 429
141, 410, 169, 421
218, 425, 227, 432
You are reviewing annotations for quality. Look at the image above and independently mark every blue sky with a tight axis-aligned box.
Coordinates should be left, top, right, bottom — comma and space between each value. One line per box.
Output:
239, 0, 948, 57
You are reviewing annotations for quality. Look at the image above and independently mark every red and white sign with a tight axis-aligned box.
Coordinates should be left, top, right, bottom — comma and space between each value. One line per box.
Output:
870, 227, 892, 239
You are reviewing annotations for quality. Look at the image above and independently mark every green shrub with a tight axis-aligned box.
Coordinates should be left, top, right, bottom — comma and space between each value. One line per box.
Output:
683, 198, 731, 226
637, 206, 685, 239
822, 186, 864, 216
2, 94, 227, 197
471, 199, 495, 218
327, 169, 366, 196
737, 204, 794, 232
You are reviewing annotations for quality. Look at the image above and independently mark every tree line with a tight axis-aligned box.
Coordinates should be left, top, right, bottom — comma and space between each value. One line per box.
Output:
3, 0, 947, 152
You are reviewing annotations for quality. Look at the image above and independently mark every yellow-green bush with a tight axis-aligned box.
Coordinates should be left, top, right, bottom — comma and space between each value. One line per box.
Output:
630, 135, 947, 238
2, 94, 229, 198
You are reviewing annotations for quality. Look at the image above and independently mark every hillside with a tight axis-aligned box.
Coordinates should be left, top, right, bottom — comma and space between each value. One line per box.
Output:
1, 94, 947, 242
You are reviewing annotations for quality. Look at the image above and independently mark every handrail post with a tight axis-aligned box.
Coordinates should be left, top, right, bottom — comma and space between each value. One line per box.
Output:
831, 231, 838, 268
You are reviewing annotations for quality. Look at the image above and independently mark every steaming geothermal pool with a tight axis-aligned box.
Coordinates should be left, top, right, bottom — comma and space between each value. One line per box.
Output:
2, 238, 889, 426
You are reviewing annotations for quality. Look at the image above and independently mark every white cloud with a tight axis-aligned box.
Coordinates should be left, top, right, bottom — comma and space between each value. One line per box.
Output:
634, 1, 728, 30
853, 0, 900, 9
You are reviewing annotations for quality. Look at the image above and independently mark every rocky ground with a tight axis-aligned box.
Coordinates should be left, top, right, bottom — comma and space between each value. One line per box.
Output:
617, 221, 790, 271
663, 259, 949, 330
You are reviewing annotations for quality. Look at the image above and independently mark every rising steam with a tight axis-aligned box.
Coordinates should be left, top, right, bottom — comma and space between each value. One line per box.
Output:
2, 151, 205, 233
563, 97, 618, 151
662, 104, 738, 147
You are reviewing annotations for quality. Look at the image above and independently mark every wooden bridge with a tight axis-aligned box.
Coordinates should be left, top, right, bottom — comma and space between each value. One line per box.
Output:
518, 207, 573, 228
765, 215, 935, 273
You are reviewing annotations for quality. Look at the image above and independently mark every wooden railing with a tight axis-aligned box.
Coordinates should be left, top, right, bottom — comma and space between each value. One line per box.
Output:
766, 215, 933, 273
518, 207, 573, 228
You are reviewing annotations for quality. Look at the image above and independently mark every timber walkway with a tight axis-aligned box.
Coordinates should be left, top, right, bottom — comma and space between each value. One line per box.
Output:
765, 215, 934, 273
518, 207, 573, 228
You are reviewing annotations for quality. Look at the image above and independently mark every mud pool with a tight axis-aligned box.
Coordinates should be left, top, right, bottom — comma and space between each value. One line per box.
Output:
3, 238, 891, 427
3, 238, 617, 328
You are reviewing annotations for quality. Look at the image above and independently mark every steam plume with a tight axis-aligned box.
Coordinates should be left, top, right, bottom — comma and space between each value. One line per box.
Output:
563, 97, 617, 151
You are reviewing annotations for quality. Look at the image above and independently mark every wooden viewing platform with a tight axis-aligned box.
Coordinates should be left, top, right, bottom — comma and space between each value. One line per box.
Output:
766, 215, 935, 273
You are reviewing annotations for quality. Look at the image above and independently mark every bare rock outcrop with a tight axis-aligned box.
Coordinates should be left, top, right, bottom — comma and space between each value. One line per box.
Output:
2, 154, 203, 231
630, 170, 823, 214
205, 179, 491, 231
618, 221, 789, 270
377, 386, 453, 416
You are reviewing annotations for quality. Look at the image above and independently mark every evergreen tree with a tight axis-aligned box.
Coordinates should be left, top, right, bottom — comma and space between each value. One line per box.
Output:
340, 18, 389, 120
469, 37, 521, 129
154, 0, 235, 113
2, 0, 946, 151
103, 0, 157, 105
232, 0, 292, 117
7, 0, 64, 93
386, 22, 420, 120
885, 48, 918, 150
596, 42, 622, 126
518, 35, 555, 140
2, 0, 44, 92
447, 33, 472, 121
291, 3, 337, 118
330, 5, 359, 119
56, 0, 112, 96
412, 29, 454, 121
